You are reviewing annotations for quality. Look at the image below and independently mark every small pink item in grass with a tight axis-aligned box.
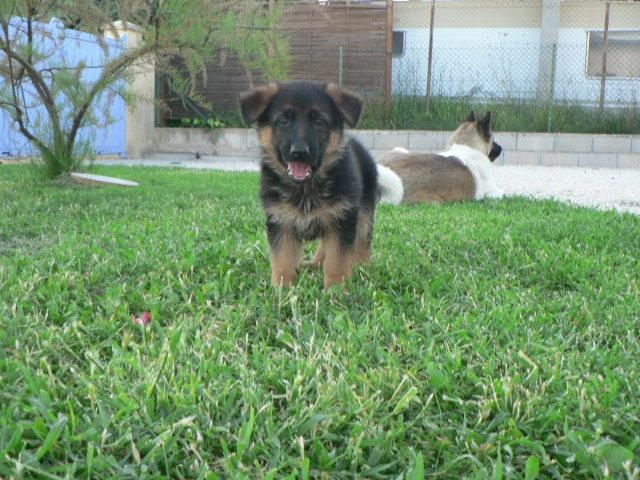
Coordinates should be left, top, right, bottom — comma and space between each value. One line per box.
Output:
133, 312, 151, 326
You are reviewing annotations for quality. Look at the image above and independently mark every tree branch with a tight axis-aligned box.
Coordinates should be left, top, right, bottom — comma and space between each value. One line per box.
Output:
66, 42, 158, 150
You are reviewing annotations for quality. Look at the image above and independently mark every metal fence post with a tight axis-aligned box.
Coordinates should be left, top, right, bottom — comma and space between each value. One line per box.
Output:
599, 0, 611, 111
425, 0, 435, 113
537, 0, 560, 104
386, 0, 393, 111
547, 42, 557, 133
339, 46, 343, 86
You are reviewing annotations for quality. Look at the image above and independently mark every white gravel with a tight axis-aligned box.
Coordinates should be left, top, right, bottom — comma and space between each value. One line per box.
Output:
92, 156, 640, 216
493, 165, 640, 215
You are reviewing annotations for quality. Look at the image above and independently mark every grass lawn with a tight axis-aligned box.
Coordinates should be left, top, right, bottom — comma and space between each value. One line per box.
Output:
1, 165, 639, 479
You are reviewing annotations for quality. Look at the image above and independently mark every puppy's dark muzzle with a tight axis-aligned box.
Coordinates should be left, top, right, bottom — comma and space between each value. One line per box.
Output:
489, 142, 502, 162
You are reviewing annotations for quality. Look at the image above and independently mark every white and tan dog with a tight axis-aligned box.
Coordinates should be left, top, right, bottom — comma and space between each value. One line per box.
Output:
376, 111, 504, 205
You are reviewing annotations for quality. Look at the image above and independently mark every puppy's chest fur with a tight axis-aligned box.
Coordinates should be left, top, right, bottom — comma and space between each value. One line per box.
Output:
260, 164, 355, 240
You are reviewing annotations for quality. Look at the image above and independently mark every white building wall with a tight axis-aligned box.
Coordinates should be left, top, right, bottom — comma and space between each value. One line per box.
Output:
392, 26, 640, 105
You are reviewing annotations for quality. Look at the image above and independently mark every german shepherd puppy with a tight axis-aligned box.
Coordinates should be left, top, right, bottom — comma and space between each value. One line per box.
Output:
377, 111, 503, 204
240, 81, 378, 291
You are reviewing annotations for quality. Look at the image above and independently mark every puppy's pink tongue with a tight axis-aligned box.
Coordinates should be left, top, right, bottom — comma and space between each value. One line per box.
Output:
288, 162, 311, 180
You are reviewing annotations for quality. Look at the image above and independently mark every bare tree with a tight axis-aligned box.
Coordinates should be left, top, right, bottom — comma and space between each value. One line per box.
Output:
0, 0, 288, 177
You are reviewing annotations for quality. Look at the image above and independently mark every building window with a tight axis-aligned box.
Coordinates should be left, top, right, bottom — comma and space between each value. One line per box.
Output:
586, 30, 640, 78
392, 31, 405, 57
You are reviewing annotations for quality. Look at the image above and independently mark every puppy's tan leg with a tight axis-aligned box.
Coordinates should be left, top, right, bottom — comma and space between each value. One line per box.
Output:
269, 230, 302, 287
322, 233, 354, 291
355, 240, 371, 265
354, 211, 373, 264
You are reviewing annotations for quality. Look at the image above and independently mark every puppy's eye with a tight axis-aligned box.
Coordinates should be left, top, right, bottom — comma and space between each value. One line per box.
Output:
314, 116, 326, 127
277, 116, 290, 127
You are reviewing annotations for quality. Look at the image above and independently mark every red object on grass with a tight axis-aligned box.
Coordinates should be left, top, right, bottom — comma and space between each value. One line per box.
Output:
133, 312, 151, 326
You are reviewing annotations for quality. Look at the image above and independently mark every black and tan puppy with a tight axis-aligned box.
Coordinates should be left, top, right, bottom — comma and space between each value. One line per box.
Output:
240, 80, 378, 291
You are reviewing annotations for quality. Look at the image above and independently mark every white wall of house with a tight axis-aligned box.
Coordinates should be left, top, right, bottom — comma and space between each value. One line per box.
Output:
392, 1, 640, 106
393, 27, 542, 98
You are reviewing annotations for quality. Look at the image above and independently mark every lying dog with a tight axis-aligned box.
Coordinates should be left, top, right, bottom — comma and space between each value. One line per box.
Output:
377, 111, 504, 205
240, 80, 379, 291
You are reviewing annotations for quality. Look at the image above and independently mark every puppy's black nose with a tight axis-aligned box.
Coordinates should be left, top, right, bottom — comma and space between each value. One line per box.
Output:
290, 143, 310, 160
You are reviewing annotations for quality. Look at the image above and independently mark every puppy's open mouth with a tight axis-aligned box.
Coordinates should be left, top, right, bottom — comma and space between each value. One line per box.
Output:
287, 162, 313, 183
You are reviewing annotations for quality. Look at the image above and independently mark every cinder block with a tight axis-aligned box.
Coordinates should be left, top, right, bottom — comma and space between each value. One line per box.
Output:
502, 151, 541, 166
245, 135, 260, 156
246, 130, 260, 152
578, 153, 617, 168
496, 133, 517, 152
592, 135, 632, 153
373, 131, 410, 150
214, 128, 248, 155
157, 129, 213, 154
541, 152, 579, 167
554, 134, 593, 153
631, 137, 640, 154
517, 133, 555, 152
350, 131, 375, 149
408, 132, 449, 152
617, 154, 640, 169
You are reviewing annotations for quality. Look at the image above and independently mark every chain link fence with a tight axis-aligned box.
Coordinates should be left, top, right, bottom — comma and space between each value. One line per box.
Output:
392, 0, 640, 109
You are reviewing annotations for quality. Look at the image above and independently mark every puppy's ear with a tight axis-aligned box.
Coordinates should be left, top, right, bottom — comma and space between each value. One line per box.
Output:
239, 83, 281, 125
464, 110, 476, 123
325, 84, 364, 128
478, 111, 492, 130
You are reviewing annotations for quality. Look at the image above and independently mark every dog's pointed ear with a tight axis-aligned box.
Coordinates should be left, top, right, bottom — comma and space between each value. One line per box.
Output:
464, 110, 476, 123
239, 83, 281, 125
478, 111, 492, 130
325, 84, 364, 128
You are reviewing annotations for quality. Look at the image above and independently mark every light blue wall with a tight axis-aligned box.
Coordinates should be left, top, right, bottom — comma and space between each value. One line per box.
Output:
0, 18, 126, 158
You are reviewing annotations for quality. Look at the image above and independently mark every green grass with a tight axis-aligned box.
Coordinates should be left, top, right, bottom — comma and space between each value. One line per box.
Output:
1, 165, 639, 479
358, 95, 640, 134
188, 95, 640, 134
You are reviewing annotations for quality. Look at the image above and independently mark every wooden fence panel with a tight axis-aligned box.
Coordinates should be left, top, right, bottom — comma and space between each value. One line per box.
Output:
159, 1, 389, 124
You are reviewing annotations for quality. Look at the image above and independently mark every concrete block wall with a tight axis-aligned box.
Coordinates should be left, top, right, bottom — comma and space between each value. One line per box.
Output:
151, 128, 261, 157
352, 130, 640, 169
150, 127, 640, 169
495, 132, 640, 169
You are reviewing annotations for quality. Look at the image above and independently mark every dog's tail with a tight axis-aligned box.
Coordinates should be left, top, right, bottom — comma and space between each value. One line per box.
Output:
376, 165, 404, 205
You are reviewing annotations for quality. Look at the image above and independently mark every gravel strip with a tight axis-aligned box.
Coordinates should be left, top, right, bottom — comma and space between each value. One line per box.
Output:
493, 165, 640, 215
91, 156, 640, 215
